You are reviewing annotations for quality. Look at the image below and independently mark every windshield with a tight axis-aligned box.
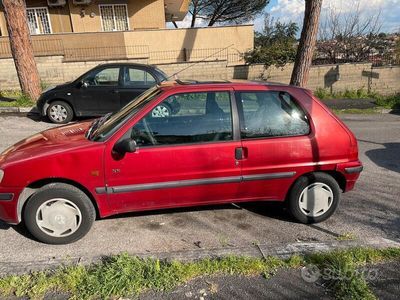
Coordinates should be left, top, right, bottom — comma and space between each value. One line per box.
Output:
89, 86, 162, 142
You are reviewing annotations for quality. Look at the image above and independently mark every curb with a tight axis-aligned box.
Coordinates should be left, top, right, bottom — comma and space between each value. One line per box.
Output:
0, 106, 37, 114
0, 237, 399, 276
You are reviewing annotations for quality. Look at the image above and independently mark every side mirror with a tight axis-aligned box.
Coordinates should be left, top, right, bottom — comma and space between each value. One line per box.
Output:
80, 81, 89, 88
113, 139, 137, 155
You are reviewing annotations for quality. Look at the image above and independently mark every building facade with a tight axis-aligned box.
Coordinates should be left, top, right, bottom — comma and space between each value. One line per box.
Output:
0, 0, 189, 36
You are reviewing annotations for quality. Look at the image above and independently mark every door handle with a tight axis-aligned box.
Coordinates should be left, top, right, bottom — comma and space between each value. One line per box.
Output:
111, 90, 119, 94
235, 147, 244, 160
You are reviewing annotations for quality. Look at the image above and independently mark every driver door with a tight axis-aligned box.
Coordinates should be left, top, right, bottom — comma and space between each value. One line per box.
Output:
75, 66, 122, 116
104, 89, 242, 213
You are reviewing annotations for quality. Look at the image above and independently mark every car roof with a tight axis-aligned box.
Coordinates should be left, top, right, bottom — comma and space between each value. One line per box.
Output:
157, 79, 302, 91
97, 62, 159, 69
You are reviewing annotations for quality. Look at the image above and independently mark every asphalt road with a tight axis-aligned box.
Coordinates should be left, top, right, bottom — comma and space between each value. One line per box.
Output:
0, 113, 399, 267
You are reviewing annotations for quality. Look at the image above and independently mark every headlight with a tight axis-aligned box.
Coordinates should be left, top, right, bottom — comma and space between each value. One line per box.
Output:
0, 170, 4, 183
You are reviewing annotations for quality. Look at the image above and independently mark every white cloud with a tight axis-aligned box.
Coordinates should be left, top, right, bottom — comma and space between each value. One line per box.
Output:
264, 0, 400, 32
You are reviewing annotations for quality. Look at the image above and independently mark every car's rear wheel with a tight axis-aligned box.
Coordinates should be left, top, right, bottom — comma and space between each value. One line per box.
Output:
47, 101, 74, 124
288, 172, 340, 223
24, 183, 95, 244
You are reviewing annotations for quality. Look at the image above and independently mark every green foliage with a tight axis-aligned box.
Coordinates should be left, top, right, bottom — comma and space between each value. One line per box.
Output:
395, 39, 400, 61
375, 93, 400, 109
0, 248, 399, 300
306, 247, 400, 300
244, 15, 298, 68
189, 0, 269, 27
0, 90, 35, 107
314, 88, 400, 109
314, 88, 374, 100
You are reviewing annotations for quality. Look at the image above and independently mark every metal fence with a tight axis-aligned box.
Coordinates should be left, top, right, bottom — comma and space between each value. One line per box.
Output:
0, 38, 245, 65
312, 53, 400, 67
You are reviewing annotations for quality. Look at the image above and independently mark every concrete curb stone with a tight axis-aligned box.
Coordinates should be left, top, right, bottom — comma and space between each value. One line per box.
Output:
0, 237, 398, 276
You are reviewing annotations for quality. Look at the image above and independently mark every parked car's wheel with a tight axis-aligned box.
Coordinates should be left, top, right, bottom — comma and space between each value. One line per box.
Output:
151, 103, 171, 118
23, 183, 95, 244
288, 172, 340, 224
47, 101, 74, 124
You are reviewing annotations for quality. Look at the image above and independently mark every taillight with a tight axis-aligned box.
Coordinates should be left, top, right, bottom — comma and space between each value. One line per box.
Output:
349, 139, 358, 160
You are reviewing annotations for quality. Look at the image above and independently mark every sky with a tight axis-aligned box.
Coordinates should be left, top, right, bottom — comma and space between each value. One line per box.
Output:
175, 0, 400, 34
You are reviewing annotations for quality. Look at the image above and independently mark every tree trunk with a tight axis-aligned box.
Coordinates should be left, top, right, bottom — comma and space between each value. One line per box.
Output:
3, 0, 42, 101
290, 0, 322, 87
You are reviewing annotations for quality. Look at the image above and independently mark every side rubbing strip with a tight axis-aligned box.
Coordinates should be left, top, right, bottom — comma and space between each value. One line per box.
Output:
96, 172, 297, 195
243, 172, 296, 181
111, 176, 242, 194
0, 193, 13, 201
95, 187, 108, 195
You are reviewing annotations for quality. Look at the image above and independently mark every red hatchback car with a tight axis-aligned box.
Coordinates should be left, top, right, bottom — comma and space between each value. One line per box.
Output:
0, 81, 362, 244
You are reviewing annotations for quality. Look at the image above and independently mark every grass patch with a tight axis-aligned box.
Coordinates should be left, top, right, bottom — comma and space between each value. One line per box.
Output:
0, 91, 35, 107
0, 248, 399, 300
314, 88, 400, 110
335, 232, 357, 241
332, 108, 380, 114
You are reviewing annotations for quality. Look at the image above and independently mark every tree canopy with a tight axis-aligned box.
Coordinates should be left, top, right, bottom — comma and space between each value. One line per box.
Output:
244, 14, 299, 67
189, 0, 269, 27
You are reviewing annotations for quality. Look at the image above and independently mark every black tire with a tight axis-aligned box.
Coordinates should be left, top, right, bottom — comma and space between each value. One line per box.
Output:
287, 172, 340, 224
23, 183, 95, 245
47, 101, 74, 124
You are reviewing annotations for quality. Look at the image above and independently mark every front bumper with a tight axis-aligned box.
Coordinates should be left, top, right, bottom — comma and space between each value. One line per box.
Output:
0, 187, 22, 224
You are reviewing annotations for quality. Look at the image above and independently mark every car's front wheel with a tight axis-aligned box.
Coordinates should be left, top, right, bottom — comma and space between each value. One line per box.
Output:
288, 172, 340, 223
47, 101, 74, 124
24, 183, 95, 244
151, 103, 171, 118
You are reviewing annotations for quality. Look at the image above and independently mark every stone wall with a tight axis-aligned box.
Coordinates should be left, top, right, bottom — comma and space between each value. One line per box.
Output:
0, 56, 399, 95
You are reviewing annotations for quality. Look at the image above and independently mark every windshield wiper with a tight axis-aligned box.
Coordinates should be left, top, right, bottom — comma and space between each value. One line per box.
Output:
86, 112, 112, 140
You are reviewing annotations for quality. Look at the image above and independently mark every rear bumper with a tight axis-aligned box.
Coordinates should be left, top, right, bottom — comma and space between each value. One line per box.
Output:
336, 160, 363, 192
0, 187, 22, 225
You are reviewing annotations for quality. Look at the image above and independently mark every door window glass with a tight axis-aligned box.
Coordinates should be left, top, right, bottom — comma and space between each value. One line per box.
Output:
131, 91, 233, 146
237, 91, 310, 138
83, 68, 120, 86
123, 68, 156, 86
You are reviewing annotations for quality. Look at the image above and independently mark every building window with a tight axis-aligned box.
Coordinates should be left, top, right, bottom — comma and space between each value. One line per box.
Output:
99, 4, 129, 32
26, 7, 52, 35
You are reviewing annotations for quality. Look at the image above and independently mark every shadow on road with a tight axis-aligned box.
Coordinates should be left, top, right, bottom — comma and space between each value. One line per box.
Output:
361, 140, 400, 174
0, 220, 36, 241
0, 220, 11, 230
102, 203, 243, 221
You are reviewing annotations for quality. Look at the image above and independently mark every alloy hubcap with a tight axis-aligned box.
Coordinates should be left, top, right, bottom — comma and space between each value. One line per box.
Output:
50, 105, 68, 122
151, 105, 170, 117
298, 183, 334, 217
36, 198, 82, 237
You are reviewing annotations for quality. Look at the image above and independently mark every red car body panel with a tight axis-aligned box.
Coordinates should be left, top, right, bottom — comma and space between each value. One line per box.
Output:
0, 82, 362, 224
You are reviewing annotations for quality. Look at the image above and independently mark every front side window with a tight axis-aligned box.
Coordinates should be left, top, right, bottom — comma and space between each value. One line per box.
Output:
100, 4, 129, 32
83, 68, 120, 86
26, 7, 52, 35
131, 91, 233, 147
236, 91, 310, 139
123, 68, 156, 86
91, 86, 162, 141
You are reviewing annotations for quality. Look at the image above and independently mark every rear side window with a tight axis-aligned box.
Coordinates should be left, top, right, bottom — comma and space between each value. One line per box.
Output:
236, 91, 310, 139
123, 68, 156, 86
131, 91, 233, 146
